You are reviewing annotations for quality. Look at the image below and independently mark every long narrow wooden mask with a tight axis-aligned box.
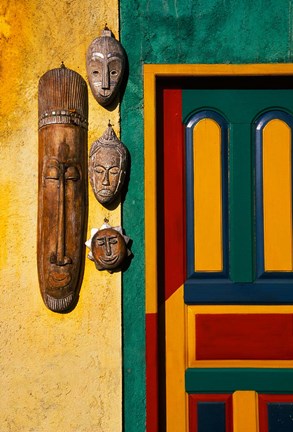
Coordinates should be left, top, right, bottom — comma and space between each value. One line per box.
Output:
38, 64, 88, 312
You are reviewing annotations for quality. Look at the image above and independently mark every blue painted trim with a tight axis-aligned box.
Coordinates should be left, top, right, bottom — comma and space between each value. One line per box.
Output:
255, 110, 293, 279
185, 111, 229, 279
184, 278, 293, 304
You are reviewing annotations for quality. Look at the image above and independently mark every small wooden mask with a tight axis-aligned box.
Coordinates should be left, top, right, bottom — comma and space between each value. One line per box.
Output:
86, 26, 126, 107
38, 64, 88, 312
89, 123, 128, 205
86, 222, 131, 272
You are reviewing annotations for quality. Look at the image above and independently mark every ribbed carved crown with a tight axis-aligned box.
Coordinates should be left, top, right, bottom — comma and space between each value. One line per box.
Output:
38, 64, 88, 129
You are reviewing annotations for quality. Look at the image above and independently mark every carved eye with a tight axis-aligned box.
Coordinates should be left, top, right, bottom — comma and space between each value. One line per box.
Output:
93, 70, 100, 76
94, 166, 105, 174
45, 165, 59, 180
110, 70, 118, 77
97, 238, 105, 246
109, 237, 118, 245
65, 166, 80, 181
109, 167, 119, 175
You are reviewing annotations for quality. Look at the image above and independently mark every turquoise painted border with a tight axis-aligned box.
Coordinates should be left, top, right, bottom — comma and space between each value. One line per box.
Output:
186, 368, 293, 393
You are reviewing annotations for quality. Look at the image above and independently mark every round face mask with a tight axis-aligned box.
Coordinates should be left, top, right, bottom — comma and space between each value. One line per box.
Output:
91, 228, 127, 270
86, 28, 126, 107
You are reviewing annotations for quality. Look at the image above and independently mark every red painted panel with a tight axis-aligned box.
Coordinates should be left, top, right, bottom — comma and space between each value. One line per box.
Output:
258, 395, 269, 432
196, 314, 293, 360
146, 313, 158, 432
259, 394, 293, 432
163, 89, 186, 301
189, 394, 233, 432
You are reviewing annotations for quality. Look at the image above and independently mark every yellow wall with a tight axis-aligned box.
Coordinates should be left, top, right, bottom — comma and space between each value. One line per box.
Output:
0, 1, 122, 430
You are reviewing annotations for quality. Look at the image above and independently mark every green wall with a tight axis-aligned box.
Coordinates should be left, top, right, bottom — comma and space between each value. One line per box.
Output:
120, 1, 293, 430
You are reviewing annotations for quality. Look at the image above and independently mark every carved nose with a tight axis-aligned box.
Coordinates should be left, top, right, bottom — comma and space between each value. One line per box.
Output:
105, 240, 112, 256
102, 65, 110, 89
102, 170, 110, 186
57, 255, 72, 266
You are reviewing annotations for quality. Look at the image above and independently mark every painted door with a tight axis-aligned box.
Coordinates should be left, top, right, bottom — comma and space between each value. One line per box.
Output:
145, 70, 293, 432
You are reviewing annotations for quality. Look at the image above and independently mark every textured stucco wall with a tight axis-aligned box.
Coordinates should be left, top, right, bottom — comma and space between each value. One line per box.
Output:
0, 1, 122, 431
120, 1, 293, 431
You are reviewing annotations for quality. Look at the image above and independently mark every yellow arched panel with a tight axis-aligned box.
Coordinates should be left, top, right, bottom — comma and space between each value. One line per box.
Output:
193, 118, 223, 271
263, 119, 293, 271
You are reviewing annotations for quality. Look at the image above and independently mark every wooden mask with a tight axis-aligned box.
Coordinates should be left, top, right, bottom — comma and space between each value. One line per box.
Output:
86, 222, 131, 272
86, 27, 126, 107
89, 123, 128, 205
38, 64, 88, 312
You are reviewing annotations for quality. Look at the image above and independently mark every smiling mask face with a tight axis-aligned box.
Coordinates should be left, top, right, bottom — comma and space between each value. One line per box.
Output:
91, 228, 127, 270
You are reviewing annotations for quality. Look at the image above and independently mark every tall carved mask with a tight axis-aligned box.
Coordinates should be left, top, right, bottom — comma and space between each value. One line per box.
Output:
38, 64, 88, 312
89, 123, 128, 205
86, 27, 126, 107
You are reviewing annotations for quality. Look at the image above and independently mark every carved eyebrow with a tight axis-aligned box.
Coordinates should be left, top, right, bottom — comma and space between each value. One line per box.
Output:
92, 53, 104, 59
46, 157, 59, 165
107, 53, 123, 59
97, 235, 118, 241
94, 163, 119, 170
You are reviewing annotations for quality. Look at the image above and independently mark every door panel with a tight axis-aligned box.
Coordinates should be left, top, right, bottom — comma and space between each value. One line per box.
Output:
189, 394, 233, 432
144, 66, 293, 431
259, 395, 293, 432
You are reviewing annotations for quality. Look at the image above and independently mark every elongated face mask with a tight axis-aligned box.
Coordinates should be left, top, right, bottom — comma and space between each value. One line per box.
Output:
38, 64, 88, 312
86, 27, 126, 106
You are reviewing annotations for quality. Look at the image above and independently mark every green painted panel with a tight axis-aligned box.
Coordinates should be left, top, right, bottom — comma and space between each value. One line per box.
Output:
186, 368, 293, 393
229, 123, 254, 282
183, 90, 293, 124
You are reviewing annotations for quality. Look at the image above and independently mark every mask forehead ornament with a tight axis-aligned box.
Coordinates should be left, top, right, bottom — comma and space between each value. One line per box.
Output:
89, 122, 128, 205
86, 221, 131, 272
38, 63, 88, 313
86, 26, 126, 107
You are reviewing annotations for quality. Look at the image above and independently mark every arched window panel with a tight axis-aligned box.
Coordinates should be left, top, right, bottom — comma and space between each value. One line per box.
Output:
256, 111, 293, 278
185, 111, 228, 278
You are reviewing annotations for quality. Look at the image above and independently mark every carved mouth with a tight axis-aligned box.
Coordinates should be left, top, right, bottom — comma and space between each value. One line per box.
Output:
93, 85, 111, 97
98, 189, 113, 197
48, 271, 71, 288
99, 256, 119, 266
100, 89, 111, 95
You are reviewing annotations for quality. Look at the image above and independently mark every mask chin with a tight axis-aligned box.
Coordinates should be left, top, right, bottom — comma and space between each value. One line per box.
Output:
95, 90, 117, 107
